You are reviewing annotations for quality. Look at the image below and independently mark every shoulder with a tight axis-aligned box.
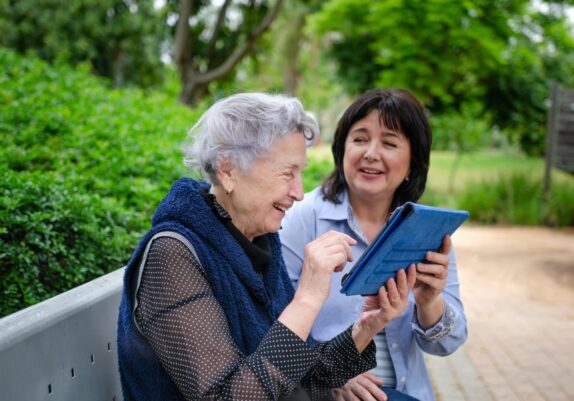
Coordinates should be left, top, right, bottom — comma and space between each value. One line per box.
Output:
145, 234, 203, 274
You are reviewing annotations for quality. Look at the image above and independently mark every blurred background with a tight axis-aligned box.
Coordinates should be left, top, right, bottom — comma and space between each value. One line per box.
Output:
1, 1, 574, 399
1, 0, 574, 370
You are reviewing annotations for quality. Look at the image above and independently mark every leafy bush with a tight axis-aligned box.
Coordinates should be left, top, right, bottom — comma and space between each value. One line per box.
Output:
0, 48, 201, 316
303, 152, 334, 192
0, 168, 138, 316
457, 173, 574, 226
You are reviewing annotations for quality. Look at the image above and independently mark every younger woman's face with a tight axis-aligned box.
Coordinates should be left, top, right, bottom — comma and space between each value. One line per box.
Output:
343, 109, 411, 203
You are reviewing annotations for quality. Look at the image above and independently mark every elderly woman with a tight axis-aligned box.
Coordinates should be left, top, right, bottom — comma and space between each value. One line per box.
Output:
117, 93, 416, 401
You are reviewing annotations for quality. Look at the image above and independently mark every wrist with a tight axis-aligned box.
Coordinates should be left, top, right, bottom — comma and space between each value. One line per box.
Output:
416, 296, 445, 329
292, 290, 324, 315
278, 291, 323, 341
351, 318, 387, 353
416, 294, 442, 310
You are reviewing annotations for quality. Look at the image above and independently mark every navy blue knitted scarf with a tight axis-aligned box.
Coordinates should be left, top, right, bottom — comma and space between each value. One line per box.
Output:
124, 178, 294, 355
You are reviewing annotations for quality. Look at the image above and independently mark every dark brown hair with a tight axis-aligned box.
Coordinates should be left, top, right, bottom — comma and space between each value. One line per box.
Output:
321, 88, 432, 212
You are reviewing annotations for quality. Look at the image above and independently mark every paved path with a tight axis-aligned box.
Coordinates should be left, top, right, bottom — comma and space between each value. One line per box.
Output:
426, 225, 574, 401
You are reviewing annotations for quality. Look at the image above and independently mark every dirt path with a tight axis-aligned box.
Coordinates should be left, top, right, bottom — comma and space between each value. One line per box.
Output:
455, 225, 574, 308
427, 225, 574, 401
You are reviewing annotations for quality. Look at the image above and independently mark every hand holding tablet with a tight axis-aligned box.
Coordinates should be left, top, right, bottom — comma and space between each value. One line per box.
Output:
340, 202, 469, 296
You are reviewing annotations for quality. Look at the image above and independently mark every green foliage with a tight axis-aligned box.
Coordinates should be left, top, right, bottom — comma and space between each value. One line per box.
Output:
0, 48, 201, 316
0, 168, 137, 316
0, 0, 165, 87
546, 181, 574, 227
431, 104, 496, 194
431, 104, 493, 152
310, 0, 510, 107
161, 0, 282, 104
303, 150, 334, 192
309, 0, 574, 155
230, 0, 350, 142
458, 173, 544, 225
457, 173, 574, 226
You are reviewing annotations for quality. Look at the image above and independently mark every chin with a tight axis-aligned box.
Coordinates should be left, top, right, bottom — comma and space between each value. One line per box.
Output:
267, 222, 282, 234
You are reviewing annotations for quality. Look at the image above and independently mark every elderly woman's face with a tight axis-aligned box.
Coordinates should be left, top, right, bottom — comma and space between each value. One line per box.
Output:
224, 132, 307, 241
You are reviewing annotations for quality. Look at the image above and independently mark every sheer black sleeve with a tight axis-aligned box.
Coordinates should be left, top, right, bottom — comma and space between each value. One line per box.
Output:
303, 327, 377, 401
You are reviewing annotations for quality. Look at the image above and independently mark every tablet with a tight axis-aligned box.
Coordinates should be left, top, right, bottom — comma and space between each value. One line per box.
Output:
340, 202, 469, 296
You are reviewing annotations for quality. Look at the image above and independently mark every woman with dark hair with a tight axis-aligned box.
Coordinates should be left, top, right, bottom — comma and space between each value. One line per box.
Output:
280, 88, 467, 401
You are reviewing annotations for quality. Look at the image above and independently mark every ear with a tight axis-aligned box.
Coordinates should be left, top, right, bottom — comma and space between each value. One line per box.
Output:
216, 158, 237, 194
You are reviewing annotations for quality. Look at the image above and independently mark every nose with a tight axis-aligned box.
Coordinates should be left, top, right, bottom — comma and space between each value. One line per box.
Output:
363, 141, 381, 162
289, 173, 304, 201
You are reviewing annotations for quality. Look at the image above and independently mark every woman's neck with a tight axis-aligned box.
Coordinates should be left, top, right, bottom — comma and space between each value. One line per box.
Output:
209, 186, 254, 242
348, 191, 392, 243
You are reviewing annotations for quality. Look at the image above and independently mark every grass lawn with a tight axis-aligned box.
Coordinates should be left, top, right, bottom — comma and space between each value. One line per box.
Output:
427, 151, 542, 194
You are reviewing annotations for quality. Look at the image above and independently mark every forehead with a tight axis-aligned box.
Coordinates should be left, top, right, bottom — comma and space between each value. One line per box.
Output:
349, 114, 406, 139
349, 109, 403, 133
255, 133, 307, 168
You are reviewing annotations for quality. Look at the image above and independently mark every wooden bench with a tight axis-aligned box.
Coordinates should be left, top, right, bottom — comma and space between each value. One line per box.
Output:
0, 268, 125, 401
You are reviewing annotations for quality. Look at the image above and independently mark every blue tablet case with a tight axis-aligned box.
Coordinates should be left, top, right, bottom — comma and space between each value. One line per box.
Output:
340, 202, 469, 296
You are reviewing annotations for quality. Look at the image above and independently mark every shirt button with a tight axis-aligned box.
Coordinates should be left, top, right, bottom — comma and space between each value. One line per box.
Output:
400, 376, 406, 383
391, 342, 398, 349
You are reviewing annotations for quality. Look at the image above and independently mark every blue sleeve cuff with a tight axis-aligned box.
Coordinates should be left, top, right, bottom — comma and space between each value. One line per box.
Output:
411, 301, 456, 342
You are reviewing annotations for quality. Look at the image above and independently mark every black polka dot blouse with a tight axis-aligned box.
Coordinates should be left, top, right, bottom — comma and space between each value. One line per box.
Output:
133, 193, 376, 401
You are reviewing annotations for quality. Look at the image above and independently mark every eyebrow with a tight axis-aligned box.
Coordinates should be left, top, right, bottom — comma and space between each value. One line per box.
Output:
350, 127, 401, 137
382, 130, 401, 137
276, 162, 306, 171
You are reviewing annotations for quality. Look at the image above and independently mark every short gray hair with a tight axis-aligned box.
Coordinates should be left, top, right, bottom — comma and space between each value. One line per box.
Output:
184, 93, 319, 184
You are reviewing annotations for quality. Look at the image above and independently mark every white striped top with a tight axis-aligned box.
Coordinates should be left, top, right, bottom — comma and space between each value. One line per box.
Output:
370, 331, 396, 388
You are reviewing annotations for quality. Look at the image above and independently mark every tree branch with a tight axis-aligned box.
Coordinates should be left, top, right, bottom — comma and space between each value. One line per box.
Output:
206, 0, 232, 69
193, 0, 284, 84
174, 0, 194, 77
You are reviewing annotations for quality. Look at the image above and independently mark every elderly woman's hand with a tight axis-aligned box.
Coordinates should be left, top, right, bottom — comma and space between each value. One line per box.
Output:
280, 231, 356, 341
351, 265, 416, 352
297, 231, 357, 307
413, 235, 452, 329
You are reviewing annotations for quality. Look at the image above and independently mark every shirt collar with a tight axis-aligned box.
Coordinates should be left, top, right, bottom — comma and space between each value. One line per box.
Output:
317, 188, 351, 222
317, 188, 368, 243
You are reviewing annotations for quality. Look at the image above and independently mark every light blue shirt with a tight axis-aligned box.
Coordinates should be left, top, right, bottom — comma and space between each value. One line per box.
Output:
279, 188, 468, 401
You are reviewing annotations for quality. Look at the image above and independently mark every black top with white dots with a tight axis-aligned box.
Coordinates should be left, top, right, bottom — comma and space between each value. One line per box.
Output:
133, 191, 376, 401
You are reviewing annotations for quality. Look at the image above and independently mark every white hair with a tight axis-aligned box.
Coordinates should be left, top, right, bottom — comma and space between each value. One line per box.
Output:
184, 93, 319, 184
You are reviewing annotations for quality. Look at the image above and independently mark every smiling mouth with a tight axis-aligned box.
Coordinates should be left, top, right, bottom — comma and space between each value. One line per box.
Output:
359, 168, 383, 175
273, 204, 289, 212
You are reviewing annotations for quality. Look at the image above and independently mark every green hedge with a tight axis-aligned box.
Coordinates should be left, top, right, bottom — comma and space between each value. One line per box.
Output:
0, 168, 135, 313
0, 48, 201, 317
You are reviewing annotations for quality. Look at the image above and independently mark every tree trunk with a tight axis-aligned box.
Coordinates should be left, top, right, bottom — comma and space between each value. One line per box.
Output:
282, 10, 306, 95
176, 0, 285, 106
173, 0, 194, 84
179, 79, 209, 106
112, 45, 125, 87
